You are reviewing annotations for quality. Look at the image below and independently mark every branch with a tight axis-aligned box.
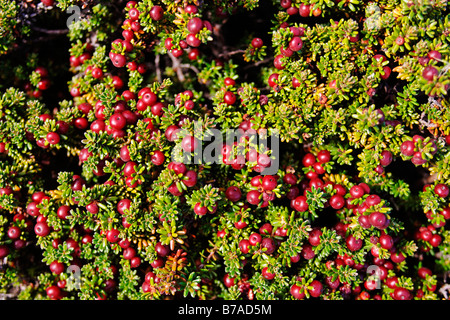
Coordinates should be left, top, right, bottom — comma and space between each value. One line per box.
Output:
167, 52, 185, 83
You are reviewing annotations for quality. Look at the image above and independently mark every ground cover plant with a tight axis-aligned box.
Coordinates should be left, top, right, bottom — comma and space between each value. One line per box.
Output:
0, 0, 450, 301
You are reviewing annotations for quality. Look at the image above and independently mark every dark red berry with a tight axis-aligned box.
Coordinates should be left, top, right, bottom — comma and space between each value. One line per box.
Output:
187, 17, 203, 34
106, 229, 120, 243
194, 202, 208, 216
251, 38, 263, 49
46, 132, 60, 145
150, 5, 163, 21
249, 233, 262, 246
434, 183, 449, 198
223, 91, 236, 105
422, 66, 439, 81
302, 153, 316, 167
151, 150, 165, 166
309, 280, 323, 298
291, 195, 308, 212
262, 267, 275, 280
329, 194, 345, 210
369, 211, 387, 229
349, 185, 365, 198
262, 175, 277, 191
379, 234, 394, 250
308, 228, 322, 246
225, 186, 242, 202
290, 284, 305, 299
34, 222, 50, 237
239, 239, 250, 254
288, 36, 303, 52
346, 234, 363, 251
246, 190, 261, 205
261, 237, 276, 254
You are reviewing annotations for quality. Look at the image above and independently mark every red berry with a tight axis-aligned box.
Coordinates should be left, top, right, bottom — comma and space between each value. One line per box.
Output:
379, 234, 394, 250
111, 53, 127, 68
429, 234, 442, 247
7, 226, 21, 240
46, 286, 61, 300
380, 66, 391, 80
290, 284, 305, 299
309, 280, 323, 298
369, 211, 387, 229
329, 194, 345, 210
393, 287, 411, 300
380, 150, 393, 167
308, 228, 322, 246
223, 91, 236, 105
298, 3, 311, 17
288, 36, 303, 52
434, 183, 449, 198
428, 50, 441, 61
34, 222, 50, 237
155, 242, 170, 257
251, 38, 264, 49
50, 261, 65, 275
246, 190, 261, 205
225, 186, 242, 202
262, 267, 275, 280
165, 125, 180, 142
234, 219, 248, 229
346, 234, 363, 251
86, 201, 99, 214
400, 140, 415, 156
224, 274, 235, 288
151, 150, 165, 166
183, 170, 198, 187
106, 229, 120, 243
109, 113, 127, 130
291, 195, 308, 212
317, 150, 331, 163
422, 66, 438, 81
181, 135, 199, 152
150, 5, 163, 21
57, 205, 71, 220
186, 33, 201, 47
123, 247, 136, 260
267, 73, 279, 87
123, 161, 137, 177
395, 36, 405, 46
261, 175, 277, 191
261, 237, 276, 254
280, 0, 292, 9
187, 17, 203, 34
302, 153, 316, 167
417, 267, 432, 279
0, 245, 9, 258
249, 233, 262, 246
239, 239, 250, 254
46, 132, 60, 145
194, 202, 208, 216
349, 185, 365, 198
259, 223, 273, 235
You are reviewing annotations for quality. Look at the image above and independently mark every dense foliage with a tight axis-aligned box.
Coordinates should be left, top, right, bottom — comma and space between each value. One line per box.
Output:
0, 0, 450, 300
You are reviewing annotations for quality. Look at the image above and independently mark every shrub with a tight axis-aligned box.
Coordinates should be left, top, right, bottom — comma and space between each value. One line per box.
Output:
0, 0, 450, 301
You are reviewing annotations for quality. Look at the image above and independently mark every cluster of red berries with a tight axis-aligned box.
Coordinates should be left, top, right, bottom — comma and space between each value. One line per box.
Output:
400, 134, 437, 166
24, 66, 51, 99
163, 9, 212, 58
